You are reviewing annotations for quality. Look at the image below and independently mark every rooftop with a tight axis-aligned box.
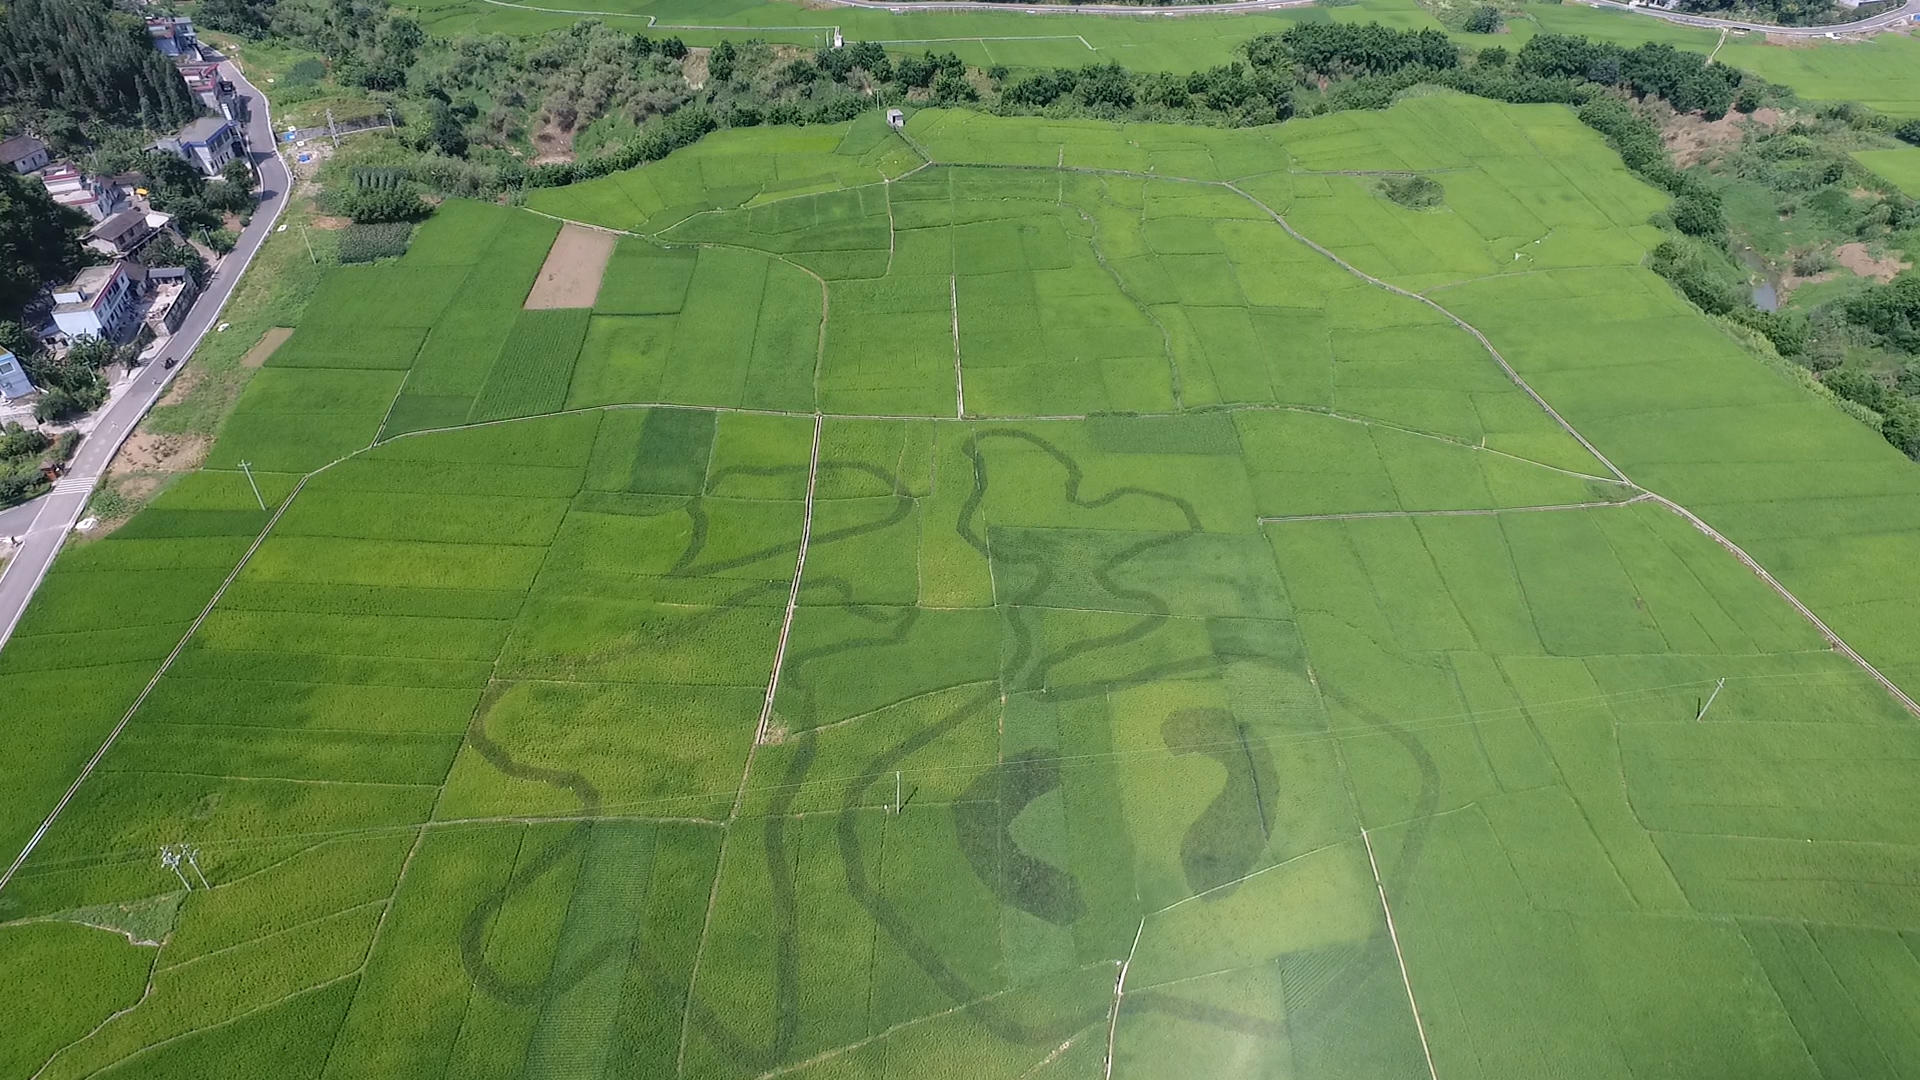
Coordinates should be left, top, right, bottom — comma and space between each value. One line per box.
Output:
89, 209, 147, 241
177, 117, 231, 144
55, 264, 124, 310
0, 134, 46, 165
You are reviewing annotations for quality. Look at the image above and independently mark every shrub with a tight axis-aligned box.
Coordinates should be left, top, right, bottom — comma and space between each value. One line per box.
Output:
1377, 173, 1444, 209
1464, 6, 1504, 33
346, 187, 429, 223
338, 222, 414, 263
284, 58, 327, 87
1670, 191, 1726, 237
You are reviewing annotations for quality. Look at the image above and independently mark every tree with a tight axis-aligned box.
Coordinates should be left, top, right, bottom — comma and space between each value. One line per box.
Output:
427, 100, 469, 157
932, 71, 977, 104
196, 0, 272, 38
710, 40, 738, 84
0, 169, 86, 323
894, 53, 937, 89
1464, 6, 1504, 34
222, 157, 257, 191
1897, 119, 1920, 148
0, 0, 198, 127
1670, 191, 1726, 237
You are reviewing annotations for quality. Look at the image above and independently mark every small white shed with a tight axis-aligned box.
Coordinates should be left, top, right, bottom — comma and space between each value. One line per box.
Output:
887, 109, 905, 131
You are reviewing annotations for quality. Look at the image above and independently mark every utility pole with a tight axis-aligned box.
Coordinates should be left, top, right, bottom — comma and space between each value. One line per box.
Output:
237, 459, 265, 510
182, 844, 211, 889
326, 107, 339, 148
159, 845, 192, 891
894, 771, 901, 815
298, 223, 317, 264
1696, 677, 1727, 721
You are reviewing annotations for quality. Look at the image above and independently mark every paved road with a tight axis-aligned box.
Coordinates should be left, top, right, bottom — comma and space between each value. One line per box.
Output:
1579, 0, 1920, 36
810, 0, 1920, 32
0, 61, 292, 651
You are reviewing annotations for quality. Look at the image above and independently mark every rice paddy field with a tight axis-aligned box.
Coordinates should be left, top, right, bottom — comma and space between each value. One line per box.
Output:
10, 95, 1920, 1078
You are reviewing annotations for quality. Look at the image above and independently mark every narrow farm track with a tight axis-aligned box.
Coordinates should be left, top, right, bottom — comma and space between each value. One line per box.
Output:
754, 413, 825, 752
1257, 494, 1652, 524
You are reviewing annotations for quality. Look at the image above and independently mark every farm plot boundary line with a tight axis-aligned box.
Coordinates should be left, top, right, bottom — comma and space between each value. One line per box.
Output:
1362, 827, 1439, 1080
754, 412, 825, 751
1258, 494, 1651, 524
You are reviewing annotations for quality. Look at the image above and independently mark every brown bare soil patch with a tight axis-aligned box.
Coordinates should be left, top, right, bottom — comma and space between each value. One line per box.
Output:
531, 119, 575, 165
1662, 106, 1783, 167
157, 363, 205, 408
242, 326, 295, 369
683, 47, 711, 89
108, 433, 209, 476
1833, 242, 1910, 282
309, 215, 351, 231
524, 224, 617, 309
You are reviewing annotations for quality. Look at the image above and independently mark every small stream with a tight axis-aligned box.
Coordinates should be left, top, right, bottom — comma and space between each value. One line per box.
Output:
1736, 247, 1782, 312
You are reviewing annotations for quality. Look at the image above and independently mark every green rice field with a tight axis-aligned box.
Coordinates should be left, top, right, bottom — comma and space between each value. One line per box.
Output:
8, 95, 1920, 1078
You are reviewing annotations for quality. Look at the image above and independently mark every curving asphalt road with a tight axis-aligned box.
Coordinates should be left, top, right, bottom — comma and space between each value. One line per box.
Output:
482, 0, 1920, 37
1579, 0, 1920, 36
0, 60, 292, 651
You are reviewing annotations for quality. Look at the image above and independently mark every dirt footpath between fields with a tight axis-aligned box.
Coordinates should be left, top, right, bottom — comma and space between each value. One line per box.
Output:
524, 225, 617, 310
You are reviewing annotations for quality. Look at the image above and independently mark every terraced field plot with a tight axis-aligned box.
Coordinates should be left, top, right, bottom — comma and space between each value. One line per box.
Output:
9, 97, 1920, 1079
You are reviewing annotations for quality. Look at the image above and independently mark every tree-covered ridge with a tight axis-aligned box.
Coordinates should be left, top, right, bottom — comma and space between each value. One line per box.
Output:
0, 0, 197, 128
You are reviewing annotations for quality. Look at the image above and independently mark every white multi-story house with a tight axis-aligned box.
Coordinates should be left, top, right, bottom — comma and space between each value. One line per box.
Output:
38, 162, 125, 222
153, 117, 244, 176
51, 264, 141, 342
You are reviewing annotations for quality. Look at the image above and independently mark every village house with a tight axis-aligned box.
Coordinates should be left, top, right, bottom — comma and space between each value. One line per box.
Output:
153, 117, 245, 176
0, 135, 49, 174
0, 350, 34, 401
38, 163, 125, 222
179, 63, 238, 120
145, 15, 201, 60
51, 263, 141, 342
86, 209, 162, 257
142, 267, 199, 334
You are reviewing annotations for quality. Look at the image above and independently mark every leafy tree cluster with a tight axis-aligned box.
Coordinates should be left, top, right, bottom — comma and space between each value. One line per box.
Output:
1821, 361, 1920, 459
1845, 274, 1920, 354
1248, 23, 1458, 78
0, 421, 54, 505
1513, 35, 1743, 118
143, 153, 256, 233
0, 0, 198, 129
0, 170, 87, 325
23, 334, 122, 422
